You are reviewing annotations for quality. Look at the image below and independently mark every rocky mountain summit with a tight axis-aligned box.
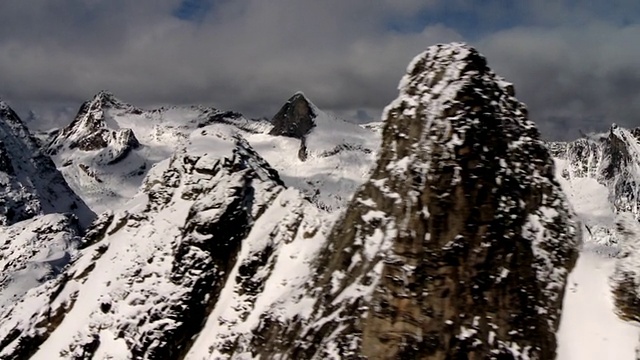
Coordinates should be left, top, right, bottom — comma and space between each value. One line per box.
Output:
43, 91, 272, 212
269, 92, 316, 140
47, 91, 141, 164
243, 42, 581, 359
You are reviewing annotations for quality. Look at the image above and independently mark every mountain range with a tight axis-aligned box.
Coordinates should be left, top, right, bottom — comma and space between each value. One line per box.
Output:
0, 42, 638, 359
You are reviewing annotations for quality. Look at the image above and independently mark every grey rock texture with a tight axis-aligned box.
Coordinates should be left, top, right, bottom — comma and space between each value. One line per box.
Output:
269, 92, 316, 140
251, 42, 581, 359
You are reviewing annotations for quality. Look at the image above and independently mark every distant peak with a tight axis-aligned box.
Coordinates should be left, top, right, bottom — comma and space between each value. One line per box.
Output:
96, 89, 115, 97
87, 90, 135, 111
287, 91, 311, 104
269, 92, 318, 141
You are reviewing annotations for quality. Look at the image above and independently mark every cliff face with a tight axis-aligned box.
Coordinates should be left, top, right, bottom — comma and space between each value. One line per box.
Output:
269, 92, 317, 140
250, 43, 581, 359
0, 100, 94, 227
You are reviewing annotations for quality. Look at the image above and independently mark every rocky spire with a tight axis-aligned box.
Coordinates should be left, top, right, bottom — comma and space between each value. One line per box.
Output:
251, 42, 581, 359
269, 92, 316, 140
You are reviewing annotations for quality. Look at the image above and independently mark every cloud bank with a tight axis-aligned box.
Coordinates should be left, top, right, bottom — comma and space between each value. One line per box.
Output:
1, 0, 639, 139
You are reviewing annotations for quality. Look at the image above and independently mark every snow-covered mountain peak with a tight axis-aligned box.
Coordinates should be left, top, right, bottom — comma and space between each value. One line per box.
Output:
91, 90, 133, 110
47, 90, 140, 159
43, 92, 275, 213
554, 124, 640, 220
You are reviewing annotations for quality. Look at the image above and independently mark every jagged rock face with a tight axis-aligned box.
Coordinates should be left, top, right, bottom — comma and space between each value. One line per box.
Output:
0, 100, 94, 227
553, 124, 640, 217
249, 43, 580, 359
269, 92, 316, 139
47, 91, 141, 164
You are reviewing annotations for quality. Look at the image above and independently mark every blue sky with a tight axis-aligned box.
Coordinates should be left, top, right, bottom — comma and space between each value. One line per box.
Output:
173, 0, 213, 22
0, 0, 640, 140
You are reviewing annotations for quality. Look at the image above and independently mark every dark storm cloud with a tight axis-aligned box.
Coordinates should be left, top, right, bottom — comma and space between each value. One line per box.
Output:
477, 22, 640, 139
1, 0, 640, 139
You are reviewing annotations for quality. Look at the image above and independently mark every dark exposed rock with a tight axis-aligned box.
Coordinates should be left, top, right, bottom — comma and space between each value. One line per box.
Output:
269, 92, 318, 161
0, 141, 14, 175
251, 42, 580, 359
319, 143, 373, 158
607, 212, 640, 329
269, 92, 317, 139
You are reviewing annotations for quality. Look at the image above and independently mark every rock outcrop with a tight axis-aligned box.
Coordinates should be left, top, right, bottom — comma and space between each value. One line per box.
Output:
269, 92, 316, 139
250, 43, 581, 359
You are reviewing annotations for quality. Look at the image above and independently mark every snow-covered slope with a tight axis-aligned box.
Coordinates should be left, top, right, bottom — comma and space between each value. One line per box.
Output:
557, 244, 640, 360
0, 123, 332, 359
0, 99, 94, 335
551, 126, 640, 358
550, 124, 640, 220
0, 99, 94, 227
0, 214, 81, 309
253, 92, 379, 211
45, 91, 271, 213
